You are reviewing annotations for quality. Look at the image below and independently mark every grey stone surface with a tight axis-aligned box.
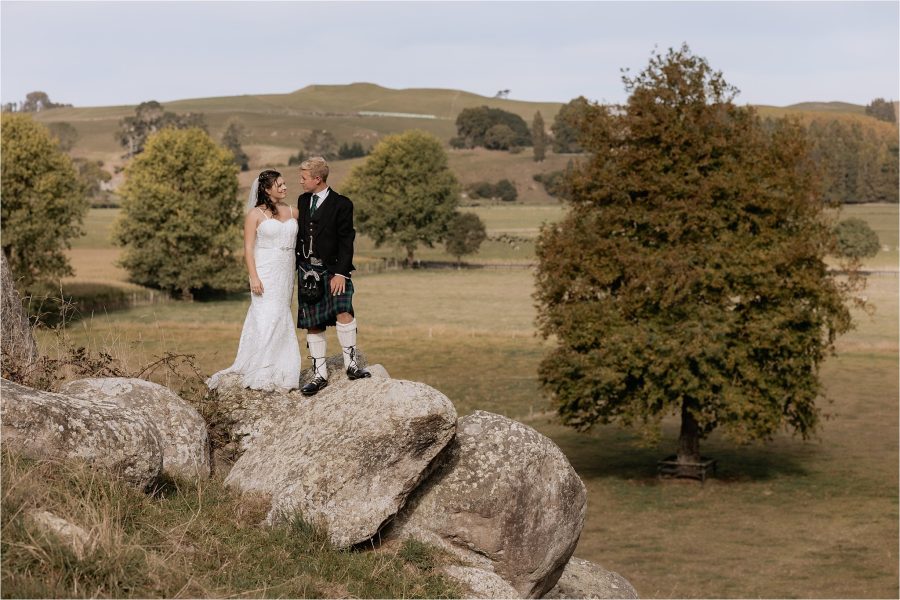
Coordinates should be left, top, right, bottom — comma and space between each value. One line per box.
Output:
391, 410, 587, 599
27, 510, 92, 558
442, 565, 521, 599
222, 373, 456, 548
544, 557, 639, 599
214, 357, 390, 453
61, 377, 210, 479
0, 378, 163, 488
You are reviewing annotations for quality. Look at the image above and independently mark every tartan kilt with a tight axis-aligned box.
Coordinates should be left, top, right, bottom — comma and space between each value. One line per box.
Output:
297, 265, 355, 330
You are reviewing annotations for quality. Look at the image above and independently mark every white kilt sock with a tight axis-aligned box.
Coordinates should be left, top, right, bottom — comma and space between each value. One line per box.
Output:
306, 331, 328, 379
336, 319, 358, 369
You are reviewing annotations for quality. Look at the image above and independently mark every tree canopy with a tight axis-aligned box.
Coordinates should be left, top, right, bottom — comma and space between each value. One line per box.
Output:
534, 45, 854, 465
342, 130, 460, 265
532, 111, 547, 162
117, 101, 206, 158
833, 217, 881, 259
453, 106, 531, 149
221, 121, 249, 172
551, 97, 590, 154
865, 98, 897, 123
0, 114, 87, 288
445, 212, 487, 265
114, 128, 243, 300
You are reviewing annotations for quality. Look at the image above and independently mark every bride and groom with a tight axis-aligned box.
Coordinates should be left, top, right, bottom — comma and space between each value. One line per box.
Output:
207, 157, 370, 395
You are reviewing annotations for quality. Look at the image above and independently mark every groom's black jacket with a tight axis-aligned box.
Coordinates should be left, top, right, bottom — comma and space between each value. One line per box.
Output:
295, 190, 356, 278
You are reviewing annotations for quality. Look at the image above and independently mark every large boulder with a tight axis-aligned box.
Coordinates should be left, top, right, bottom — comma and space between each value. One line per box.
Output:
390, 410, 587, 598
60, 377, 210, 479
214, 353, 389, 453
222, 374, 457, 548
545, 557, 639, 599
0, 378, 163, 488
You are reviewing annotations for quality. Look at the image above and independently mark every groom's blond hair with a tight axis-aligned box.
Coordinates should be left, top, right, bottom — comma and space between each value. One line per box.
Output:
299, 157, 329, 182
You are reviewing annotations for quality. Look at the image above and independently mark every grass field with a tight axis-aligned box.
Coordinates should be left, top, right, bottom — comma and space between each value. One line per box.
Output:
19, 201, 899, 597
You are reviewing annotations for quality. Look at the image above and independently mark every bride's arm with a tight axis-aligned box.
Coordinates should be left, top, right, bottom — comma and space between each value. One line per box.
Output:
244, 212, 264, 295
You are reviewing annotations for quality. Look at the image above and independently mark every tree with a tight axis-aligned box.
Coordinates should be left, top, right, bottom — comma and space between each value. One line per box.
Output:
337, 141, 368, 160
0, 114, 87, 288
455, 106, 531, 148
20, 91, 70, 112
302, 129, 338, 160
445, 212, 487, 266
534, 45, 854, 467
494, 179, 517, 202
342, 130, 460, 265
532, 111, 547, 162
221, 121, 250, 171
865, 98, 897, 123
117, 100, 206, 158
551, 97, 590, 153
113, 128, 244, 300
833, 218, 881, 259
73, 159, 113, 205
46, 122, 79, 152
483, 124, 517, 150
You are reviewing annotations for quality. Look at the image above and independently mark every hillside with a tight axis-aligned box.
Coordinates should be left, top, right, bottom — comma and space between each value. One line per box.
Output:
29, 82, 885, 172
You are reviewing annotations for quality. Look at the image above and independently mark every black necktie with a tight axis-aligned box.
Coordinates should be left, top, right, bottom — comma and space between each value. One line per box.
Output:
310, 194, 320, 216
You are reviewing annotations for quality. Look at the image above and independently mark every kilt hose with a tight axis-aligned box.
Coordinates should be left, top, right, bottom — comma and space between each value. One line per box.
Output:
297, 265, 355, 330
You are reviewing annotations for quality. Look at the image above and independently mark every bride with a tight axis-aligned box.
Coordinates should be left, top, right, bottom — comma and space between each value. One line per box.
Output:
208, 169, 301, 391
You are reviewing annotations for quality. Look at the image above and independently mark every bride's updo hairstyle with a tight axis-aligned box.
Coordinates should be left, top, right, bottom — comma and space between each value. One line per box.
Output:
255, 169, 281, 216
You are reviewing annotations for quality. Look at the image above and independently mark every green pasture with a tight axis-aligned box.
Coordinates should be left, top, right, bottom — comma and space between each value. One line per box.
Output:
28, 201, 900, 597
35, 261, 898, 598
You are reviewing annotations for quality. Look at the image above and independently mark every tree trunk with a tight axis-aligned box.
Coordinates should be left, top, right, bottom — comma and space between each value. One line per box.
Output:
1, 253, 38, 377
677, 400, 701, 464
405, 247, 416, 268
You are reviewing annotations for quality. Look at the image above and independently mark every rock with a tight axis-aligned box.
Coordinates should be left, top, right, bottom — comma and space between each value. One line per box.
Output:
60, 377, 210, 480
223, 375, 456, 548
0, 378, 163, 488
26, 510, 92, 558
544, 557, 639, 599
391, 410, 587, 598
442, 565, 520, 599
214, 356, 390, 453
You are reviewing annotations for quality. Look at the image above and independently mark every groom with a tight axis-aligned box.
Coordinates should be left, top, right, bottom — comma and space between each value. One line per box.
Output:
295, 156, 370, 396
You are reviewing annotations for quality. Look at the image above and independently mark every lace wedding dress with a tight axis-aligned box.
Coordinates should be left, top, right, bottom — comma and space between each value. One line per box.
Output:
208, 216, 301, 391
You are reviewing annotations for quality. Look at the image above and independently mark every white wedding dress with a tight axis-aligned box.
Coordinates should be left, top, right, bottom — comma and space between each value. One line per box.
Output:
208, 216, 301, 391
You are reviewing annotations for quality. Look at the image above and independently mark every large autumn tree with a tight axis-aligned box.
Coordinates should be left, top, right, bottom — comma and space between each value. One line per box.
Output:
534, 45, 854, 465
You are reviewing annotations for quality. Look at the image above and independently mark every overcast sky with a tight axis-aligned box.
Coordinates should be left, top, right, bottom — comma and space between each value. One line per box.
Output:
2, 1, 898, 108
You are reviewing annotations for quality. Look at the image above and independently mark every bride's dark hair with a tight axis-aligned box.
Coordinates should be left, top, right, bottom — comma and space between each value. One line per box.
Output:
255, 170, 281, 216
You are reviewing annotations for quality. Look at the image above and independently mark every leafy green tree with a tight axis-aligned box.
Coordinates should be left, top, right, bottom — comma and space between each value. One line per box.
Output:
483, 124, 517, 150
220, 121, 249, 171
865, 98, 897, 123
445, 212, 487, 266
117, 101, 206, 158
833, 218, 881, 259
20, 91, 70, 112
114, 128, 243, 300
532, 111, 547, 162
494, 179, 517, 202
535, 45, 854, 466
46, 122, 79, 152
0, 114, 87, 288
73, 159, 113, 206
343, 130, 460, 265
551, 97, 590, 153
455, 106, 531, 148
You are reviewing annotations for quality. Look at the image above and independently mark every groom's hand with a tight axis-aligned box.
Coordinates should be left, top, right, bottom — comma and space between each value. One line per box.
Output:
330, 274, 346, 296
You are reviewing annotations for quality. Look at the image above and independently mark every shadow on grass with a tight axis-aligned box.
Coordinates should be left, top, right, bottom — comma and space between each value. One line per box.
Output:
547, 423, 815, 484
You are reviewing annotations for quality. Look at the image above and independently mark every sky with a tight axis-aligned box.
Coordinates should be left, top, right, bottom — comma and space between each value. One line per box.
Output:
1, 1, 898, 109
